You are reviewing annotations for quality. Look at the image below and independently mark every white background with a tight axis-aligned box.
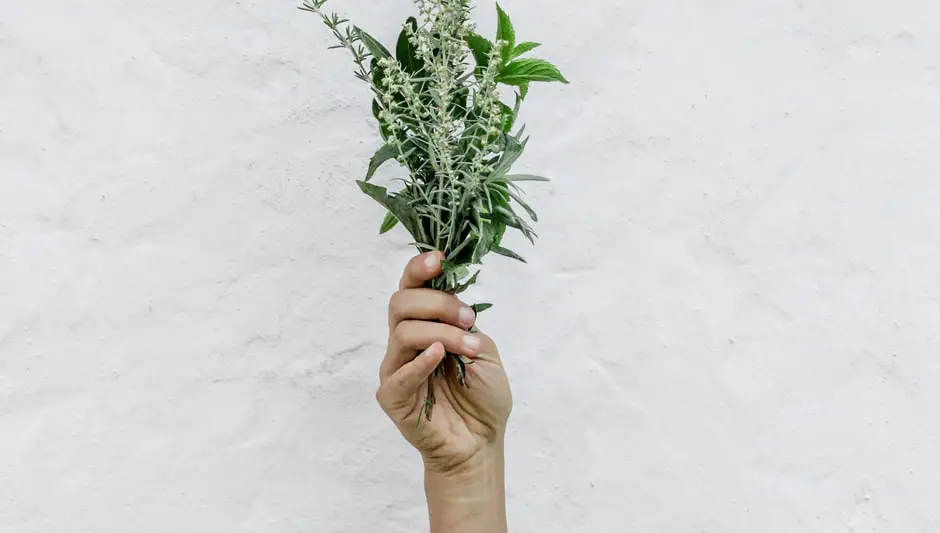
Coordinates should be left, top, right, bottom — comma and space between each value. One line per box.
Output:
2, 1, 940, 531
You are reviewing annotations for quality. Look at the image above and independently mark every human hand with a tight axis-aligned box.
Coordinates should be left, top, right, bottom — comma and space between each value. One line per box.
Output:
375, 251, 512, 475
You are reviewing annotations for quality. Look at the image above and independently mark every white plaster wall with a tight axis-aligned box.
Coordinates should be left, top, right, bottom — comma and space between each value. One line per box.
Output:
2, 0, 939, 531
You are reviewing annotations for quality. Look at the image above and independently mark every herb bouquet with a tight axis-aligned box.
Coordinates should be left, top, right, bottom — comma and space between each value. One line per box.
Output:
301, 0, 567, 419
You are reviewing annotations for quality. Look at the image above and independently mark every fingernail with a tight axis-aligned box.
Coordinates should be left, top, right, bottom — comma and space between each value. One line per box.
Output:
424, 253, 439, 270
458, 306, 476, 329
425, 342, 444, 358
462, 334, 481, 353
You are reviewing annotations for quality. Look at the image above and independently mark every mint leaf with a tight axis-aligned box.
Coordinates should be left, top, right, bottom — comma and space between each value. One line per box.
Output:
496, 4, 516, 64
498, 58, 569, 85
512, 41, 541, 59
466, 32, 493, 73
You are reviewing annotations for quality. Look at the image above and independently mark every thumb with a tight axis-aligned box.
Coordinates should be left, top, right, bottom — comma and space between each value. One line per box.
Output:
377, 342, 446, 411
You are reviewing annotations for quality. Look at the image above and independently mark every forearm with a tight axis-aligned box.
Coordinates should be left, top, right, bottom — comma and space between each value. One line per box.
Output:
425, 442, 507, 533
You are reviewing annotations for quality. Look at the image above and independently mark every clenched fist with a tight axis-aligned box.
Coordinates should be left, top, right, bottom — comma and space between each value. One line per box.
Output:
376, 251, 512, 475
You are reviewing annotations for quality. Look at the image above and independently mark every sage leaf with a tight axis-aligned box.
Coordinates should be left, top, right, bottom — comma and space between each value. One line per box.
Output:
505, 174, 550, 182
366, 143, 400, 181
380, 211, 399, 234
354, 27, 391, 59
492, 245, 527, 263
509, 189, 539, 222
357, 181, 420, 239
472, 222, 497, 263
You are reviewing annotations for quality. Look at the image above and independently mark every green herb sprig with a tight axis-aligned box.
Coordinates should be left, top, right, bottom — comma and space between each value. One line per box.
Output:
301, 0, 567, 420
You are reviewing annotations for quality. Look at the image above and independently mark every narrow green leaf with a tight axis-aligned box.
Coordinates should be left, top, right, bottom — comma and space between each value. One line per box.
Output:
354, 27, 391, 59
498, 58, 569, 85
496, 4, 516, 63
505, 174, 550, 182
512, 41, 541, 59
366, 143, 400, 181
379, 211, 399, 234
481, 208, 534, 242
509, 189, 538, 222
486, 205, 537, 244
492, 245, 527, 263
472, 303, 493, 314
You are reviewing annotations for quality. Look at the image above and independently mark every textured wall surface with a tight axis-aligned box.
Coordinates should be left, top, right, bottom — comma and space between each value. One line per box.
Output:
2, 1, 940, 531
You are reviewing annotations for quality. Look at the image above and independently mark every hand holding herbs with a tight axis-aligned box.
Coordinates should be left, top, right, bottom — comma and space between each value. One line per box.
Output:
379, 252, 512, 480
301, 0, 567, 419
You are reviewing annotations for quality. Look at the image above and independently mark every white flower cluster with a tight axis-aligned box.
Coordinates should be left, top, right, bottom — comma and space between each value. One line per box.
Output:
304, 0, 518, 252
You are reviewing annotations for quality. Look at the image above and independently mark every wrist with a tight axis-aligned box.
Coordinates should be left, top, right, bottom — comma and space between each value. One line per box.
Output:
424, 440, 507, 533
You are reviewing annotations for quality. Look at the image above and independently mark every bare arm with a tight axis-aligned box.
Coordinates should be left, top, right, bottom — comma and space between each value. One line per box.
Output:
426, 444, 506, 533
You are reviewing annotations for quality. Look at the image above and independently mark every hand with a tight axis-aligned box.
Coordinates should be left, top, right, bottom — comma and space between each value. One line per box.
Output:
376, 251, 513, 474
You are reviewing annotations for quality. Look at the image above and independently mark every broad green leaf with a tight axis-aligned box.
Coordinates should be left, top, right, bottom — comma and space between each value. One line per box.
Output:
519, 82, 530, 100
497, 101, 515, 133
379, 211, 399, 234
472, 303, 493, 314
493, 220, 507, 246
505, 174, 550, 182
354, 27, 391, 59
371, 99, 390, 140
371, 57, 385, 88
472, 222, 497, 263
512, 41, 541, 59
396, 17, 423, 73
496, 4, 516, 64
498, 58, 569, 85
357, 181, 420, 240
466, 33, 493, 73
366, 143, 400, 181
493, 245, 527, 263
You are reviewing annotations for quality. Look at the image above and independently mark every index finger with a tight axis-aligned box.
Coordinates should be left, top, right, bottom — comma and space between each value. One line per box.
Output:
399, 251, 444, 290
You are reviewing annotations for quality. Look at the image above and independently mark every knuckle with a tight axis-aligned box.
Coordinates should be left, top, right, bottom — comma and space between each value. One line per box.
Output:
391, 322, 411, 345
388, 290, 406, 314
431, 292, 461, 320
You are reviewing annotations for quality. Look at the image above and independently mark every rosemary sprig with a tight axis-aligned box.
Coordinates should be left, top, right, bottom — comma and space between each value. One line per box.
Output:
301, 0, 567, 419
